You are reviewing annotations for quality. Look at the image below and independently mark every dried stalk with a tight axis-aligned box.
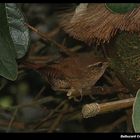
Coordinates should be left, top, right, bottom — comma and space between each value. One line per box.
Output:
72, 86, 128, 98
0, 120, 25, 130
33, 100, 67, 129
6, 107, 18, 132
48, 103, 69, 133
34, 86, 46, 100
95, 115, 127, 132
0, 96, 61, 112
26, 23, 74, 56
82, 97, 134, 118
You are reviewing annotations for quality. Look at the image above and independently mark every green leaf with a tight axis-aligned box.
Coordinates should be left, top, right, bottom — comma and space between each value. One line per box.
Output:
0, 4, 17, 80
0, 3, 30, 81
106, 3, 138, 14
132, 89, 140, 132
5, 3, 30, 59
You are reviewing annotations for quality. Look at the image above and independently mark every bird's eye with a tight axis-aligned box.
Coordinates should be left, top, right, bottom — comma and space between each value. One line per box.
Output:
92, 62, 103, 67
96, 62, 103, 67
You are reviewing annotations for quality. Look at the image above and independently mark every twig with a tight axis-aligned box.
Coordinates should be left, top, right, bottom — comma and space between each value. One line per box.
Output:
68, 86, 129, 99
18, 128, 50, 133
34, 86, 46, 100
33, 100, 67, 129
69, 45, 82, 52
27, 55, 61, 64
95, 115, 127, 132
117, 92, 134, 132
92, 86, 127, 96
82, 97, 135, 118
113, 69, 135, 92
103, 70, 126, 88
107, 115, 127, 132
0, 119, 25, 130
46, 27, 60, 38
0, 96, 61, 111
48, 103, 69, 133
126, 108, 134, 132
26, 23, 75, 56
29, 56, 54, 61
6, 107, 18, 132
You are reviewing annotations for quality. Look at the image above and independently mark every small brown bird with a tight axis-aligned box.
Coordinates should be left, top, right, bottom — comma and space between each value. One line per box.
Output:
23, 52, 108, 100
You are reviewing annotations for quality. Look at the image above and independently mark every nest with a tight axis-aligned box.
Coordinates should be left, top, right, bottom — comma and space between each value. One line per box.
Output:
59, 3, 140, 45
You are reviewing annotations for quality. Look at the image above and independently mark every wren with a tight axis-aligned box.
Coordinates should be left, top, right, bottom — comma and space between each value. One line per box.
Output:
39, 52, 109, 100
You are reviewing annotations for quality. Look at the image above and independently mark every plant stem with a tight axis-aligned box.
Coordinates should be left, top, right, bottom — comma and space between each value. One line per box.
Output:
82, 97, 135, 118
26, 23, 74, 56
